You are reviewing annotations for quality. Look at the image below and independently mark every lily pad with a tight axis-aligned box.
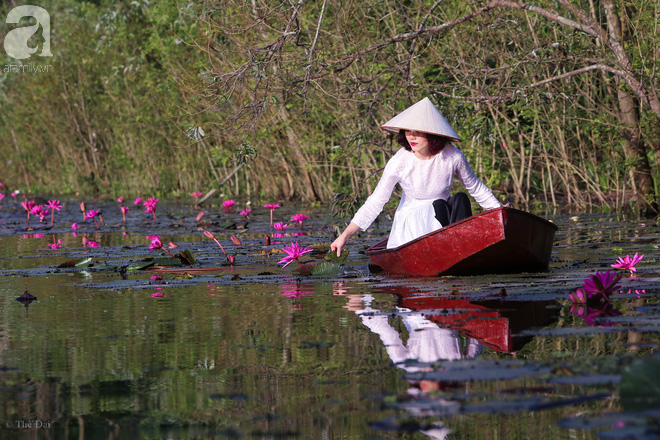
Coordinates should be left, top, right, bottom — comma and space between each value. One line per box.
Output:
127, 261, 155, 271
58, 257, 94, 268
310, 261, 344, 277
325, 249, 349, 264
74, 257, 94, 268
178, 249, 197, 265
152, 257, 183, 267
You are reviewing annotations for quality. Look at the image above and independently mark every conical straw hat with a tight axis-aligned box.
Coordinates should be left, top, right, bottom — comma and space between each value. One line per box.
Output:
380, 97, 460, 142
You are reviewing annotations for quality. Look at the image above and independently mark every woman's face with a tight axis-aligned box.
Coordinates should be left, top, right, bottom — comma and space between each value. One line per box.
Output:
405, 130, 431, 158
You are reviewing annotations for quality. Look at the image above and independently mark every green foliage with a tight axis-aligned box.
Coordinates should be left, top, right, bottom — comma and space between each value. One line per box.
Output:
0, 0, 657, 212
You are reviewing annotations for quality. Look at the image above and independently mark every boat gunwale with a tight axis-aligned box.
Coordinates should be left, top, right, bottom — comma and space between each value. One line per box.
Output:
365, 207, 558, 256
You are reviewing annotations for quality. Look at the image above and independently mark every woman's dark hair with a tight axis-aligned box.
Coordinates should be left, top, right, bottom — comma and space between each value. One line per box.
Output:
396, 130, 449, 155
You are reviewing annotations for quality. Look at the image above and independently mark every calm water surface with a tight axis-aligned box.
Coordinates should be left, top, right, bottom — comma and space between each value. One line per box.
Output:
0, 200, 659, 439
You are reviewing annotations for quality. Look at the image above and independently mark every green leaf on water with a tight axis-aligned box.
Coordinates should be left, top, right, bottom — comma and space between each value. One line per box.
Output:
153, 257, 183, 267
58, 257, 94, 268
127, 261, 155, 271
620, 356, 660, 412
612, 247, 624, 254
179, 249, 197, 265
642, 243, 658, 250
310, 261, 344, 277
325, 249, 349, 264
74, 257, 93, 268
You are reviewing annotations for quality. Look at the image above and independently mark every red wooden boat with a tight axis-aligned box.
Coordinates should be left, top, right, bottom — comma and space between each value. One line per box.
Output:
366, 207, 557, 276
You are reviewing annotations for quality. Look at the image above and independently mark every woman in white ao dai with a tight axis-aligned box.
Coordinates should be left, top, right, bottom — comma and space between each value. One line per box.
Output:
352, 145, 500, 249
331, 97, 501, 255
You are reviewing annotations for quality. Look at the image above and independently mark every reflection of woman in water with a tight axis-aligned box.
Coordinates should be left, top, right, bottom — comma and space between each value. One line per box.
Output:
343, 293, 483, 440
345, 294, 482, 371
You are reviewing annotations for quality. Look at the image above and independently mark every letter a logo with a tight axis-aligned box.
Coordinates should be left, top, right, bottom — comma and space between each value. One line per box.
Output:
4, 5, 52, 60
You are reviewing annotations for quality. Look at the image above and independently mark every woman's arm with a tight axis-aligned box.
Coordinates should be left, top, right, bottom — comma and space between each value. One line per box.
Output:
331, 151, 404, 256
330, 222, 360, 257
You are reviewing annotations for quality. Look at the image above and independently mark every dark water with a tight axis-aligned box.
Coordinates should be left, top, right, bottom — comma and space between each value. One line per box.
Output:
0, 199, 659, 439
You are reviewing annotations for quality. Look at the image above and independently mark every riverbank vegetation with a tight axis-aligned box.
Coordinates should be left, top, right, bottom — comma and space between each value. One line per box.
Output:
0, 0, 657, 217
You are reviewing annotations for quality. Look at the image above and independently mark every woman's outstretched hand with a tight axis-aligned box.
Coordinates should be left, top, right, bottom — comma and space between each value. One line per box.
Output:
330, 235, 347, 257
331, 222, 361, 257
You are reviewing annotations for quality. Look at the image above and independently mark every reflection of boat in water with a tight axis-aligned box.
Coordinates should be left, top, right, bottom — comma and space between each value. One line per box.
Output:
397, 296, 558, 353
366, 207, 558, 276
370, 286, 559, 354
352, 287, 560, 438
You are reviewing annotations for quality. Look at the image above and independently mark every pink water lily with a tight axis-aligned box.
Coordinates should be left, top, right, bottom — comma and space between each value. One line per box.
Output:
71, 222, 78, 230
583, 271, 621, 299
571, 270, 622, 306
277, 242, 313, 268
611, 253, 644, 276
85, 209, 101, 229
120, 205, 129, 223
144, 197, 159, 219
134, 197, 143, 205
273, 222, 288, 232
191, 191, 203, 208
117, 196, 124, 203
46, 200, 62, 226
21, 200, 35, 219
203, 230, 233, 263
264, 203, 280, 225
11, 190, 19, 198
222, 199, 235, 213
0, 193, 5, 208
148, 235, 177, 258
290, 213, 309, 226
239, 208, 252, 219
31, 205, 49, 223
149, 235, 163, 250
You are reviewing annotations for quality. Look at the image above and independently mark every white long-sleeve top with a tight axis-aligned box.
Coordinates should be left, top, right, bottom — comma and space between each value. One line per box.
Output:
351, 145, 500, 248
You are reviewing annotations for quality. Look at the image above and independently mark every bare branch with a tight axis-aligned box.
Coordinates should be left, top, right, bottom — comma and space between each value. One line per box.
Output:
310, 1, 501, 80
